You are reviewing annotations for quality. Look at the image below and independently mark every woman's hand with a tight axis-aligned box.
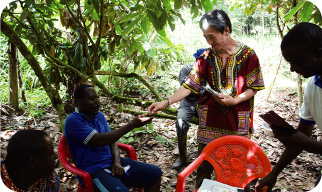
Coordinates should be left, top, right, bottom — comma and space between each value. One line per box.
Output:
147, 100, 168, 114
111, 162, 124, 176
213, 94, 238, 106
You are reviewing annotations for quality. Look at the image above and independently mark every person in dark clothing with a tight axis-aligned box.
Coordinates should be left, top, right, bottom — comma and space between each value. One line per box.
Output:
172, 49, 206, 171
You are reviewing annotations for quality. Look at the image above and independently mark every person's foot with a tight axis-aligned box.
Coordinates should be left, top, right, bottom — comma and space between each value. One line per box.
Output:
172, 156, 187, 171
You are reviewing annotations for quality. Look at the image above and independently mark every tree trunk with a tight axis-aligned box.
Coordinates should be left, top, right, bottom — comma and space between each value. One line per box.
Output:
17, 60, 27, 103
292, 0, 303, 108
8, 42, 19, 109
1, 19, 67, 130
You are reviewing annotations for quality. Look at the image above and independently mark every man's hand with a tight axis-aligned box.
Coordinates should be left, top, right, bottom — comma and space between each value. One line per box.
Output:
255, 172, 278, 192
213, 94, 237, 106
111, 162, 124, 176
129, 113, 153, 128
147, 100, 168, 114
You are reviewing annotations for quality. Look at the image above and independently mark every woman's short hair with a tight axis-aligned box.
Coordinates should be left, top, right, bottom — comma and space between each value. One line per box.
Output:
199, 9, 232, 34
5, 130, 49, 171
281, 22, 322, 57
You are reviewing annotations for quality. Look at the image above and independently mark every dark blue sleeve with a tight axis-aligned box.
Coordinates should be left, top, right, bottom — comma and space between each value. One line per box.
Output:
64, 114, 97, 145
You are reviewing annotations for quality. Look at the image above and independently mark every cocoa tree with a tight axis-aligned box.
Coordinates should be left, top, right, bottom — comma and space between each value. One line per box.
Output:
1, 0, 216, 130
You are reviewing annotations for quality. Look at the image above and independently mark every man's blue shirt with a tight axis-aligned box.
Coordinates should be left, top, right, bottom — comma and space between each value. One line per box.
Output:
64, 111, 113, 173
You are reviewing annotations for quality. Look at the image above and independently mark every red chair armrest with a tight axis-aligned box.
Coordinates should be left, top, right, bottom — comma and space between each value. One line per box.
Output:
176, 154, 206, 192
117, 142, 137, 161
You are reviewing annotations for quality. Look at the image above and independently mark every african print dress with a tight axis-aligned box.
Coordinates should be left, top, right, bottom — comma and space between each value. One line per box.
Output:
183, 43, 265, 144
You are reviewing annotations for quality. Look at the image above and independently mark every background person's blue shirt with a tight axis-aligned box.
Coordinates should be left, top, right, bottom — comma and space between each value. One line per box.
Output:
64, 111, 113, 173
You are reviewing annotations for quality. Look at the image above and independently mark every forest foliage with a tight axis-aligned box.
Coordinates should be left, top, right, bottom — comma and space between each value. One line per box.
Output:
1, 0, 321, 130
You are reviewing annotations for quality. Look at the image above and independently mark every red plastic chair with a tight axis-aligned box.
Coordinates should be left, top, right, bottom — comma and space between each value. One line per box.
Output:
176, 135, 272, 192
58, 135, 142, 192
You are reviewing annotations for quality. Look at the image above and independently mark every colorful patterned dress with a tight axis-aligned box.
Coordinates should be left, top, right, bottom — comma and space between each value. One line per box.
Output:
183, 43, 265, 144
1, 160, 61, 192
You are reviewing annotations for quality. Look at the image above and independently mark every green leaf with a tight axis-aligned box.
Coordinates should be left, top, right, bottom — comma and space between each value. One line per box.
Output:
157, 28, 166, 37
92, 0, 100, 16
148, 123, 153, 131
119, 12, 141, 23
162, 0, 172, 10
174, 0, 183, 9
20, 9, 29, 22
158, 11, 168, 31
202, 0, 212, 12
91, 10, 100, 21
284, 1, 306, 21
155, 135, 167, 142
146, 48, 156, 58
141, 17, 148, 34
160, 35, 173, 46
301, 1, 314, 22
128, 137, 134, 143
147, 10, 163, 31
133, 39, 144, 53
167, 15, 176, 31
115, 25, 122, 35
313, 9, 322, 25
123, 15, 144, 35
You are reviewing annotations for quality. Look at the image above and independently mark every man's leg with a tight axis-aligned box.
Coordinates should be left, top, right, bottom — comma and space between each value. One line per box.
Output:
172, 98, 198, 170
172, 134, 187, 170
90, 168, 129, 192
120, 158, 163, 191
195, 143, 214, 189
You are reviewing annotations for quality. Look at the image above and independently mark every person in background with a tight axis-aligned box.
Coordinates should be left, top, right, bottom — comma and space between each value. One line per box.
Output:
256, 22, 322, 191
1, 129, 61, 192
172, 48, 206, 171
148, 9, 264, 189
64, 84, 162, 192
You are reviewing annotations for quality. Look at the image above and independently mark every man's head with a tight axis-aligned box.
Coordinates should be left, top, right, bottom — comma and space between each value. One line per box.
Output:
199, 9, 232, 34
281, 22, 322, 78
74, 84, 100, 116
5, 130, 56, 179
199, 9, 232, 51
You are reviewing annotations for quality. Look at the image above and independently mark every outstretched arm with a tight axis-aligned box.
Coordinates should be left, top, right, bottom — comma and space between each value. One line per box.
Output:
148, 86, 191, 114
88, 114, 152, 146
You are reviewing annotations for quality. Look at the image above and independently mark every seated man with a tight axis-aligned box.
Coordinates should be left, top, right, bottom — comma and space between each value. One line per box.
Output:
1, 130, 60, 192
64, 84, 163, 192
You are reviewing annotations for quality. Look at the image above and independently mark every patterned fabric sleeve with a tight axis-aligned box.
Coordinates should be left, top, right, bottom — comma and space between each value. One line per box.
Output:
244, 52, 265, 90
183, 52, 209, 94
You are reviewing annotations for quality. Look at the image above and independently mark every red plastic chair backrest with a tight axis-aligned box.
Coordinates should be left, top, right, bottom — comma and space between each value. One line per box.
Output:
175, 135, 272, 192
202, 135, 272, 188
58, 135, 94, 192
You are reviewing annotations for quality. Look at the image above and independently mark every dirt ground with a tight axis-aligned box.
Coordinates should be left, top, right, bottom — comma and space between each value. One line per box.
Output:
1, 87, 321, 192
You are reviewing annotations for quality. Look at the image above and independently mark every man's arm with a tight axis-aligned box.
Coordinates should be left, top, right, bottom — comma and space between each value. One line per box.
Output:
109, 142, 124, 176
88, 115, 152, 146
256, 122, 315, 191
